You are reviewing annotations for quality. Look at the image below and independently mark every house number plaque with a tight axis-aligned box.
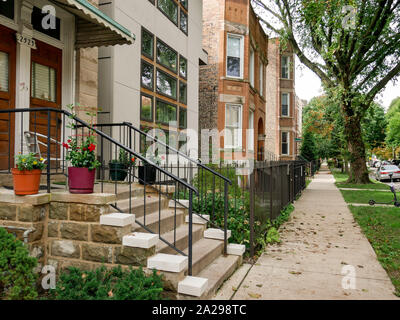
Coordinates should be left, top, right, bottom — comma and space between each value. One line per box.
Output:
16, 33, 37, 50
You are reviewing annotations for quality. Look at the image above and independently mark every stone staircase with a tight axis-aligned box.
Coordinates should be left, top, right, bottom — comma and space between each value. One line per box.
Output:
100, 183, 245, 299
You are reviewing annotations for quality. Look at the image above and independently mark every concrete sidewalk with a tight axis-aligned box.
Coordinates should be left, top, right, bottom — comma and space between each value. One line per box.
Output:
216, 168, 398, 300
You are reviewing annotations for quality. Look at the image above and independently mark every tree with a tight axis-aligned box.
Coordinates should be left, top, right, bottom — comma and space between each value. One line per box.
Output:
362, 103, 387, 150
253, 0, 400, 183
300, 131, 317, 161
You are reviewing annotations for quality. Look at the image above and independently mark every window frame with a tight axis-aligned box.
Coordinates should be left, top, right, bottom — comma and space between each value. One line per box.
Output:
140, 93, 154, 122
248, 110, 254, 152
249, 47, 255, 88
156, 38, 178, 74
157, 0, 179, 26
156, 68, 178, 100
226, 33, 244, 79
281, 55, 290, 79
141, 27, 154, 60
259, 59, 264, 97
156, 98, 178, 126
31, 61, 57, 103
179, 80, 187, 105
179, 106, 187, 129
141, 59, 154, 91
281, 92, 290, 117
281, 131, 290, 156
224, 103, 242, 149
179, 55, 187, 79
180, 9, 188, 35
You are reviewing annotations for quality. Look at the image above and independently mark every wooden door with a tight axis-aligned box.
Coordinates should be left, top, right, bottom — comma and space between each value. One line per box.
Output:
30, 40, 62, 161
0, 25, 16, 170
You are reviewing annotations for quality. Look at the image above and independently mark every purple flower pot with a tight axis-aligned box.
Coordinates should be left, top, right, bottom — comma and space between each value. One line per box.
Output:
68, 167, 96, 194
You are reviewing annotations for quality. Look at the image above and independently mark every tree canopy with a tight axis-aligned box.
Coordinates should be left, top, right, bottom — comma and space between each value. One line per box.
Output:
253, 0, 400, 183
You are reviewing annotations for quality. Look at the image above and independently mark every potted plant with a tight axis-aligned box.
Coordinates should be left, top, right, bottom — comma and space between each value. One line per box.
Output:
109, 149, 136, 181
64, 105, 101, 194
138, 153, 164, 185
12, 153, 46, 195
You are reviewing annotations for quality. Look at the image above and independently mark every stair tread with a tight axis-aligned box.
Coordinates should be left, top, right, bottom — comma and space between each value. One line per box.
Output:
116, 195, 169, 213
197, 254, 240, 297
133, 208, 185, 230
156, 224, 204, 252
183, 238, 223, 266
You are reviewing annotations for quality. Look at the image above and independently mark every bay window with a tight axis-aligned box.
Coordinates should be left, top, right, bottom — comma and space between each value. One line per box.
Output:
282, 132, 289, 155
225, 104, 242, 148
281, 56, 290, 79
281, 93, 290, 117
226, 34, 243, 78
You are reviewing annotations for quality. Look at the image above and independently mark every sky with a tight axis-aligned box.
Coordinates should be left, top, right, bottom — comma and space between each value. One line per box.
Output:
295, 57, 400, 110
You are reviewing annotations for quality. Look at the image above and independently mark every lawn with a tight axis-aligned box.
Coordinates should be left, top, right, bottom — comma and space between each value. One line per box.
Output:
331, 168, 390, 190
349, 206, 400, 296
340, 190, 394, 204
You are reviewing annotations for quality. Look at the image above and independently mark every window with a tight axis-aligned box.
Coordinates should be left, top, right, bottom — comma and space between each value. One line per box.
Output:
226, 34, 243, 78
31, 62, 56, 102
179, 107, 187, 129
180, 0, 188, 10
282, 132, 289, 155
141, 60, 154, 90
259, 61, 264, 97
0, 52, 9, 92
158, 0, 178, 25
178, 132, 187, 154
157, 40, 177, 73
156, 99, 177, 125
248, 110, 254, 151
225, 104, 242, 148
141, 94, 153, 121
32, 6, 61, 40
249, 48, 255, 87
156, 69, 177, 99
142, 28, 154, 59
179, 81, 187, 104
0, 0, 14, 20
281, 56, 290, 79
281, 93, 290, 117
179, 55, 187, 79
180, 10, 188, 34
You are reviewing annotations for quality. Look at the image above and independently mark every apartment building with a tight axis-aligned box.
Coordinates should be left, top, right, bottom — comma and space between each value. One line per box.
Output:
0, 0, 134, 169
98, 0, 206, 154
199, 0, 268, 162
265, 38, 301, 161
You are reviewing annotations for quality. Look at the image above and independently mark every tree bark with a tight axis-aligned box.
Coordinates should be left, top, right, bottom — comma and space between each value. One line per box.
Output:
343, 113, 371, 184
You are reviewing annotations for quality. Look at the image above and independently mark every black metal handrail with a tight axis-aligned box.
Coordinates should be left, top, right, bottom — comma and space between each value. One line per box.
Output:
88, 121, 233, 255
0, 107, 198, 275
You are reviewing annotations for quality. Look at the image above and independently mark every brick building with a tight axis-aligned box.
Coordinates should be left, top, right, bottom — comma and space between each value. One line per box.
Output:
199, 0, 268, 162
265, 38, 302, 161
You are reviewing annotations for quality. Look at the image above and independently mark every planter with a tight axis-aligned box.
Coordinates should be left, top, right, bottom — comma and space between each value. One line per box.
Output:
12, 169, 42, 195
138, 164, 157, 185
68, 167, 96, 194
109, 162, 128, 181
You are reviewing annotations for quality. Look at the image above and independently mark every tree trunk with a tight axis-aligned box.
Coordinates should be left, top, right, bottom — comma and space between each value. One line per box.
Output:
343, 113, 370, 184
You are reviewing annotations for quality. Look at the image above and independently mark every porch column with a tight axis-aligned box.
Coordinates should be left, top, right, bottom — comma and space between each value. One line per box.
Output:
14, 0, 34, 155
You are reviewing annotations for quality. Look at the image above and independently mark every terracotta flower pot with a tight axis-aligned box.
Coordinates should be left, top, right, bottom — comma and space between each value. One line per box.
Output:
12, 168, 42, 195
68, 167, 96, 194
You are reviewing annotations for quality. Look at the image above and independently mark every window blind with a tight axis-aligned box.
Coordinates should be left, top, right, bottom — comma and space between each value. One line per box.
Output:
31, 62, 56, 102
0, 52, 9, 92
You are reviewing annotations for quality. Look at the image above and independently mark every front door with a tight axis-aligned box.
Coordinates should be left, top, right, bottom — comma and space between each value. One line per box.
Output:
30, 40, 62, 161
0, 25, 16, 170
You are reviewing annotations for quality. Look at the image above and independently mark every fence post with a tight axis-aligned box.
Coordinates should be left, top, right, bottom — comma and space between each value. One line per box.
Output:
188, 189, 193, 276
249, 170, 255, 257
224, 181, 228, 256
47, 111, 51, 193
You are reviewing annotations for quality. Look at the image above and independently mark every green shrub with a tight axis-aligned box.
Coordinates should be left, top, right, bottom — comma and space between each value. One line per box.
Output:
48, 265, 163, 300
0, 227, 38, 300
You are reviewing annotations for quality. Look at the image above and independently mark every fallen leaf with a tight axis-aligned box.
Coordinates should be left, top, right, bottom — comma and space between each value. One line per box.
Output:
289, 271, 302, 275
256, 284, 263, 288
248, 293, 261, 299
232, 286, 237, 292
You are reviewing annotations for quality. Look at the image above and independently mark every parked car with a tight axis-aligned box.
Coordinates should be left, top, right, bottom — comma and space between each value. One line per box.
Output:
375, 165, 400, 181
373, 160, 381, 168
392, 159, 400, 166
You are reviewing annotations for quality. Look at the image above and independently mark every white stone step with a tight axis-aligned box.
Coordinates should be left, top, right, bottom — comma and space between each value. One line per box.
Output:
227, 243, 246, 256
185, 214, 210, 225
169, 199, 189, 208
100, 213, 135, 227
204, 228, 231, 240
122, 232, 159, 249
178, 276, 208, 297
147, 253, 188, 273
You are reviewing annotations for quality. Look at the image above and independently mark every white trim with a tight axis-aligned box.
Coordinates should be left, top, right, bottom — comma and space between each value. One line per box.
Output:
226, 33, 244, 79
281, 131, 290, 156
249, 46, 254, 87
224, 103, 242, 149
281, 92, 290, 117
247, 110, 254, 152
281, 55, 290, 79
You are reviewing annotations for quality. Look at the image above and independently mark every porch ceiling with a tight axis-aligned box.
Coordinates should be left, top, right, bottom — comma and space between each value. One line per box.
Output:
49, 0, 135, 48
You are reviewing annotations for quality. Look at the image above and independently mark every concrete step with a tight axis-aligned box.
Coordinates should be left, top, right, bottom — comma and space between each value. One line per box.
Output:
132, 209, 186, 235
183, 238, 224, 276
100, 213, 135, 227
198, 254, 241, 299
123, 232, 159, 249
156, 224, 205, 254
116, 195, 169, 217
